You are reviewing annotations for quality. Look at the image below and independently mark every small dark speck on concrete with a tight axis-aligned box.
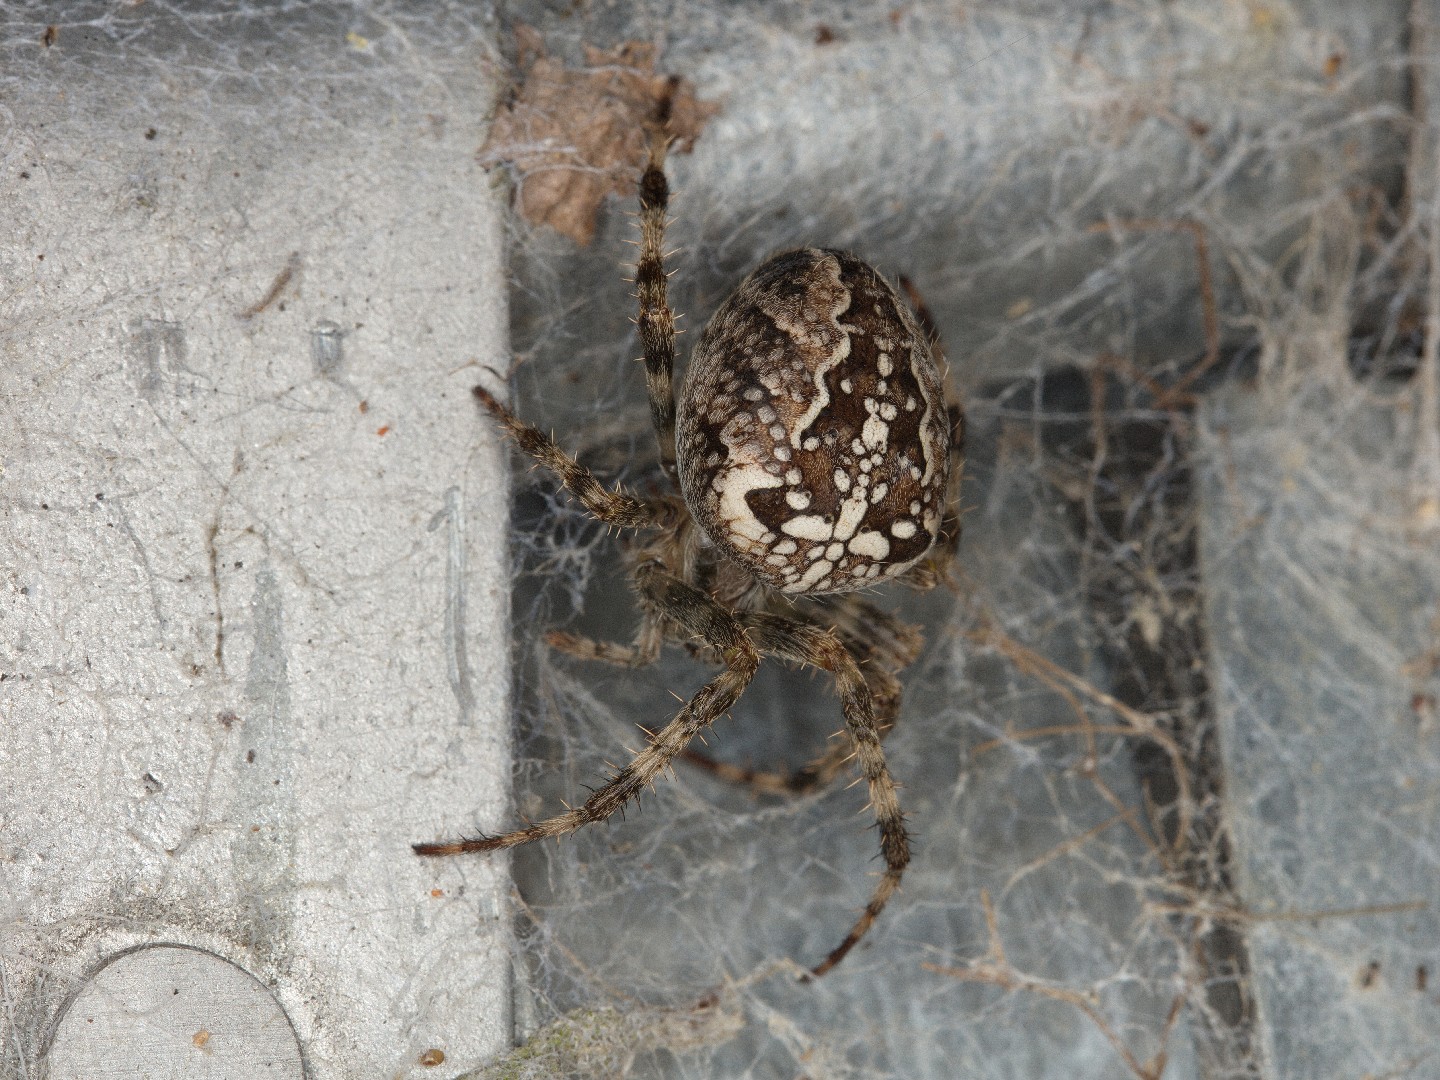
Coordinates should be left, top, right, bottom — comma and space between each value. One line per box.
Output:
246, 750, 256, 763
145, 128, 157, 140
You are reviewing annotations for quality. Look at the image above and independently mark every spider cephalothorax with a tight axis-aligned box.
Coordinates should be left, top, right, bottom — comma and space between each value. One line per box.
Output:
417, 112, 964, 979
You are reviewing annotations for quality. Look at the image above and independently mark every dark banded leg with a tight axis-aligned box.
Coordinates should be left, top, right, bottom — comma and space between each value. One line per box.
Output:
898, 276, 966, 589
682, 595, 923, 795
413, 653, 756, 854
473, 386, 671, 530
727, 612, 912, 978
415, 562, 758, 853
679, 663, 902, 796
636, 121, 678, 480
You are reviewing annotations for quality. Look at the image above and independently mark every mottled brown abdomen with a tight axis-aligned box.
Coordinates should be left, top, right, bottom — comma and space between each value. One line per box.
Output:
676, 248, 949, 594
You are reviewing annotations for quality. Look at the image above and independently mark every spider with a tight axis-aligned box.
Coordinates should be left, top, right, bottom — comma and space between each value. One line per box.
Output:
415, 110, 965, 979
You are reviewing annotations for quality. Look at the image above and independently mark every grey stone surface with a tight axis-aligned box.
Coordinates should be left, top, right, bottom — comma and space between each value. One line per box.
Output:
1, 6, 512, 1077
46, 946, 304, 1080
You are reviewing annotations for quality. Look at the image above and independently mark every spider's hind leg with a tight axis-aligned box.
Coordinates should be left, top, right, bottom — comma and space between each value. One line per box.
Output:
896, 275, 966, 591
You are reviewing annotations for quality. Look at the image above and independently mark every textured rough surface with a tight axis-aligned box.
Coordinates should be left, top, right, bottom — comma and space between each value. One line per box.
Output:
676, 249, 950, 594
1, 7, 511, 1078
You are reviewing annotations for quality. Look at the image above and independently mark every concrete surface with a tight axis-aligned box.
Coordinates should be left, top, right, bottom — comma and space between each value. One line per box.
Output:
1, 6, 513, 1077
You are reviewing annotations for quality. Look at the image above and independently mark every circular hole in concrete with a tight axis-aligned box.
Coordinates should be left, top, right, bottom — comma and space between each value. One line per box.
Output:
45, 944, 303, 1079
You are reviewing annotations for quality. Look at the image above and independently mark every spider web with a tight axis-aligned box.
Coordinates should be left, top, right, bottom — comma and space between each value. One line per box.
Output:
477, 2, 1440, 1078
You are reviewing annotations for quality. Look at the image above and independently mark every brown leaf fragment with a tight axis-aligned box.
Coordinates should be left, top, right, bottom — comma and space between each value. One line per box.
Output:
481, 31, 720, 245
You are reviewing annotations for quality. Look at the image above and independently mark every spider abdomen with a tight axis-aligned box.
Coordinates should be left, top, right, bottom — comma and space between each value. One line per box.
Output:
676, 248, 950, 595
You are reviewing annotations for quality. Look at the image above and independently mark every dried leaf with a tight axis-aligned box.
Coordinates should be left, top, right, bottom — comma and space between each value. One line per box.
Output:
481, 31, 720, 245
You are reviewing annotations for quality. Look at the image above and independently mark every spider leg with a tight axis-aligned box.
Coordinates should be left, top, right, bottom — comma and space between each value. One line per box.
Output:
543, 520, 698, 668
414, 561, 759, 854
412, 654, 755, 855
679, 661, 901, 795
807, 592, 925, 692
637, 117, 678, 480
473, 386, 674, 530
896, 275, 967, 590
682, 595, 923, 794
545, 611, 663, 669
719, 611, 912, 978
926, 402, 966, 573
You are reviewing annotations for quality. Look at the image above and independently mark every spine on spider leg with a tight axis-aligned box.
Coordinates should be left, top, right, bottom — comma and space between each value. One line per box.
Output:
636, 123, 679, 481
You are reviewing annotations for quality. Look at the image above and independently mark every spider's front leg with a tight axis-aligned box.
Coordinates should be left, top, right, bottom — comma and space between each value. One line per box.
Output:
733, 612, 913, 978
681, 595, 922, 795
412, 561, 758, 855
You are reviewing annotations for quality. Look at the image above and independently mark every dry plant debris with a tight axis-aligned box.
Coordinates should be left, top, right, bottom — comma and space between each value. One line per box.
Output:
481, 28, 719, 245
462, 999, 743, 1080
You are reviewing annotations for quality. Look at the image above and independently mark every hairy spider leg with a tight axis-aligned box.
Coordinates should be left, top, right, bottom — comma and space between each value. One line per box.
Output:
637, 124, 679, 480
413, 562, 758, 854
470, 386, 672, 530
892, 276, 966, 590
732, 612, 912, 978
467, 384, 677, 665
680, 594, 923, 795
544, 624, 663, 668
